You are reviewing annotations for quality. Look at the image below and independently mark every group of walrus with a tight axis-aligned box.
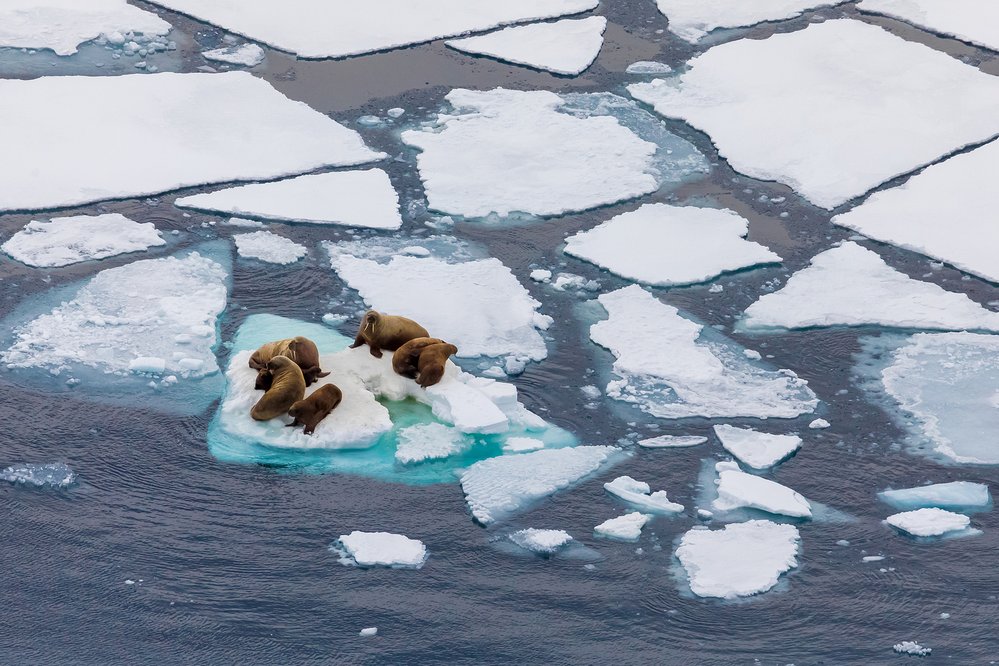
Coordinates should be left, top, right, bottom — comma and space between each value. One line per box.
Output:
247, 310, 458, 435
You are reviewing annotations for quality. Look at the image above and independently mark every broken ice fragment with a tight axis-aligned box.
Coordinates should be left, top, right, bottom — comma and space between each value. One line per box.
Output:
712, 462, 812, 518
333, 531, 428, 569
509, 528, 573, 555
713, 425, 802, 470
201, 43, 265, 67
604, 476, 684, 513
594, 512, 652, 541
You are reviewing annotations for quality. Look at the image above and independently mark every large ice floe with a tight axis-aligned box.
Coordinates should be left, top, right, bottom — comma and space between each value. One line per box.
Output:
588, 285, 817, 419
564, 203, 779, 287
332, 531, 428, 569
885, 508, 977, 539
233, 231, 306, 265
1, 463, 77, 489
0, 0, 172, 56
460, 446, 621, 524
174, 169, 402, 230
0, 72, 382, 212
207, 314, 574, 485
1, 244, 229, 414
594, 512, 652, 541
858, 0, 999, 52
675, 520, 800, 599
2, 214, 165, 268
654, 0, 845, 43
711, 462, 812, 519
878, 482, 992, 512
400, 88, 707, 220
604, 476, 684, 514
832, 139, 999, 284
713, 425, 802, 470
445, 16, 606, 76
627, 19, 999, 209
741, 243, 999, 332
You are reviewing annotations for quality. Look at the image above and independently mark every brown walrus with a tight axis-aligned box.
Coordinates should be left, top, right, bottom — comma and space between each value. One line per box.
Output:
392, 337, 447, 379
415, 342, 458, 388
287, 384, 343, 435
250, 356, 306, 421
349, 310, 429, 358
248, 336, 329, 386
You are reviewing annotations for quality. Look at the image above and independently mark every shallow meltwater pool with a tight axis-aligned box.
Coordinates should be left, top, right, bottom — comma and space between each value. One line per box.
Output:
2, 2, 998, 664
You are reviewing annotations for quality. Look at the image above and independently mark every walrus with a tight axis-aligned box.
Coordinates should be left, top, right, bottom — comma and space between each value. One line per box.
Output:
248, 336, 329, 386
392, 337, 447, 379
349, 310, 429, 358
287, 384, 343, 435
250, 356, 306, 421
415, 342, 458, 388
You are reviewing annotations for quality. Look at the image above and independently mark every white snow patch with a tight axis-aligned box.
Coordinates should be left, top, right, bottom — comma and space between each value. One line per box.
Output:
713, 425, 802, 470
509, 528, 573, 554
637, 434, 707, 448
2, 214, 165, 268
604, 476, 684, 513
654, 0, 845, 43
859, 0, 999, 52
594, 512, 652, 541
234, 231, 306, 265
885, 508, 973, 538
712, 461, 812, 518
202, 43, 265, 67
334, 531, 428, 569
394, 423, 469, 464
879, 482, 992, 512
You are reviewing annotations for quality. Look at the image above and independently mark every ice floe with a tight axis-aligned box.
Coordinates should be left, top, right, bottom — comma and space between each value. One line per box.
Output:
460, 446, 621, 525
832, 139, 999, 283
509, 528, 574, 555
588, 285, 817, 418
2, 214, 165, 268
359, 627, 378, 637
233, 231, 306, 265
654, 0, 845, 43
637, 435, 707, 448
712, 462, 812, 518
628, 19, 999, 209
741, 243, 999, 332
145, 0, 597, 59
0, 0, 171, 56
202, 43, 265, 67
0, 463, 76, 488
333, 531, 428, 569
675, 520, 800, 599
175, 169, 402, 230
859, 0, 999, 52
885, 508, 975, 538
626, 61, 672, 75
604, 476, 684, 514
808, 418, 830, 430
446, 16, 606, 76
878, 482, 992, 512
564, 203, 779, 287
394, 423, 469, 464
713, 425, 802, 470
594, 512, 652, 541
0, 72, 382, 212
893, 641, 931, 657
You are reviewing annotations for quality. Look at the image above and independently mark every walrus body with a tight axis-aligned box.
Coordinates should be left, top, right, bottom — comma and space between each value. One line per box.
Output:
249, 336, 329, 386
415, 342, 458, 388
392, 337, 447, 379
251, 356, 306, 421
349, 310, 429, 358
288, 384, 343, 435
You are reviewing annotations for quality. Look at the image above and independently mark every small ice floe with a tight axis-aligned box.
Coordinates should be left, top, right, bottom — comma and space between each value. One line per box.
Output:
625, 61, 672, 75
628, 19, 999, 209
675, 519, 800, 599
2, 214, 165, 268
893, 641, 931, 657
387, 108, 405, 118
502, 437, 545, 453
175, 169, 402, 230
201, 43, 265, 67
637, 435, 707, 448
589, 285, 817, 419
654, 0, 845, 43
551, 273, 599, 293
223, 217, 266, 228
712, 461, 812, 518
0, 72, 382, 212
0, 0, 172, 56
713, 425, 802, 471
594, 512, 652, 541
0, 462, 76, 488
741, 243, 999, 332
858, 0, 999, 52
862, 555, 884, 563
604, 476, 683, 514
356, 115, 384, 127
461, 446, 621, 525
359, 627, 378, 637
529, 269, 553, 283
885, 508, 977, 539
234, 231, 306, 265
878, 482, 992, 513
808, 418, 830, 429
446, 16, 607, 76
564, 203, 779, 287
509, 528, 573, 555
394, 423, 469, 464
332, 531, 428, 569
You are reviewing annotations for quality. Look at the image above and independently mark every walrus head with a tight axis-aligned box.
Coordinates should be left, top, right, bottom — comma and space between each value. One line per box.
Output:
267, 356, 295, 372
362, 310, 380, 334
287, 399, 305, 419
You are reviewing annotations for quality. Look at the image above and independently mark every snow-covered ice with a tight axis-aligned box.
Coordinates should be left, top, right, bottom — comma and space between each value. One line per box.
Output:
741, 243, 999, 332
859, 0, 999, 52
594, 512, 652, 541
502, 437, 545, 453
675, 520, 800, 599
394, 423, 470, 464
145, 0, 598, 59
564, 203, 779, 287
628, 19, 999, 209
509, 528, 573, 554
175, 169, 402, 230
460, 446, 621, 525
655, 0, 844, 43
832, 139, 999, 283
589, 285, 817, 418
333, 531, 428, 569
0, 72, 382, 212
885, 508, 974, 538
713, 425, 802, 470
604, 476, 684, 513
202, 43, 265, 67
878, 482, 992, 512
808, 418, 830, 430
712, 462, 812, 518
359, 627, 378, 637
446, 17, 606, 76
0, 463, 76, 488
2, 214, 165, 268
234, 231, 306, 265
893, 641, 932, 657
637, 435, 707, 448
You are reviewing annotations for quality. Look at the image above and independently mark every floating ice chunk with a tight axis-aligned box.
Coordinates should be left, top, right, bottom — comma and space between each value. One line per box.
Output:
223, 218, 266, 228
604, 476, 684, 513
654, 0, 845, 43
637, 435, 707, 448
359, 627, 378, 637
202, 43, 265, 67
145, 0, 597, 59
862, 555, 884, 562
0, 0, 171, 56
387, 108, 405, 118
0, 463, 76, 488
394, 423, 470, 464
530, 269, 553, 282
129, 357, 166, 374
878, 482, 992, 512
589, 285, 817, 418
713, 462, 812, 518
885, 508, 973, 538
808, 418, 830, 430
233, 231, 307, 265
446, 17, 606, 76
832, 139, 999, 283
460, 446, 621, 525
2, 214, 165, 268
509, 528, 573, 554
893, 641, 931, 657
741, 243, 999, 332
626, 61, 672, 75
628, 20, 999, 209
333, 531, 428, 569
0, 72, 383, 212
594, 512, 652, 541
175, 169, 402, 230
564, 204, 779, 287
675, 519, 800, 599
858, 0, 999, 52
502, 437, 545, 453
713, 425, 802, 470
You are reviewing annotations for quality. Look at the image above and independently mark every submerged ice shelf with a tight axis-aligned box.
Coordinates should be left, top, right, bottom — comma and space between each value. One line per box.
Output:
878, 482, 992, 512
2, 214, 165, 268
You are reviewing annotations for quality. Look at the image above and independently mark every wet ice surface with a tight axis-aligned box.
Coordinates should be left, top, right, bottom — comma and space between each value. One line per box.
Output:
2, 214, 165, 268
878, 482, 992, 512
